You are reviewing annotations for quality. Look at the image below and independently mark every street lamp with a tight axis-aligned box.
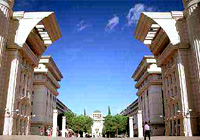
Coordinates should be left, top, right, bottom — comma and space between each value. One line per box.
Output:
177, 109, 192, 116
5, 108, 20, 115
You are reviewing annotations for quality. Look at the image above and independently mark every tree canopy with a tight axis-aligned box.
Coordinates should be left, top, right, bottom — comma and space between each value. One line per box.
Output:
103, 114, 128, 137
63, 112, 93, 135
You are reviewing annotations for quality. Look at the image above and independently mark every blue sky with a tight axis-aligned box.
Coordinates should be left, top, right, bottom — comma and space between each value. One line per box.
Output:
14, 0, 184, 116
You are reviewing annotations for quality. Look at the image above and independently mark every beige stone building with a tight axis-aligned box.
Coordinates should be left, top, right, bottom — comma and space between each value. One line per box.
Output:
134, 0, 200, 136
56, 98, 71, 115
0, 0, 61, 135
31, 56, 63, 135
91, 110, 104, 138
132, 56, 164, 136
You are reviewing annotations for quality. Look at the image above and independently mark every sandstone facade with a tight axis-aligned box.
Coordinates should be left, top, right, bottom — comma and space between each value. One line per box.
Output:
0, 0, 62, 135
120, 99, 138, 136
134, 0, 200, 135
31, 56, 63, 135
132, 56, 164, 136
91, 110, 104, 138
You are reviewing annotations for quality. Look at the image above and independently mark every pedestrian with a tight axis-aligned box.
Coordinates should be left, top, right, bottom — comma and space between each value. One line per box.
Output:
144, 121, 150, 140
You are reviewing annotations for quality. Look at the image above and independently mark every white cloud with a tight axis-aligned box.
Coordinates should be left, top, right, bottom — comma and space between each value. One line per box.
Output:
126, 3, 155, 26
105, 15, 119, 32
77, 20, 89, 32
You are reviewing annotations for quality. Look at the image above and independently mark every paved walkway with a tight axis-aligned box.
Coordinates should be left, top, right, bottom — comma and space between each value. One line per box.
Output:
0, 136, 200, 140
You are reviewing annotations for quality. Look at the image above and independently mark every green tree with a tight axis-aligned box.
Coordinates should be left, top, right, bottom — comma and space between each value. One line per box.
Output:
103, 114, 128, 137
103, 115, 115, 137
83, 116, 93, 133
64, 111, 76, 129
113, 115, 128, 135
63, 113, 93, 136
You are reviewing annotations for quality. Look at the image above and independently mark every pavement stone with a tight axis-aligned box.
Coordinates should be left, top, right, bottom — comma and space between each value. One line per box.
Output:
0, 136, 200, 140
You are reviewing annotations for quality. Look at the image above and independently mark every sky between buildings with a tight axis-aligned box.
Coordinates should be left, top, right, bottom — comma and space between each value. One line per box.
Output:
14, 0, 184, 116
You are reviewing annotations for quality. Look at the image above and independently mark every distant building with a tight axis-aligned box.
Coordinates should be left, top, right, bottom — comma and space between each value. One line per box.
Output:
91, 110, 104, 138
132, 56, 164, 136
121, 99, 138, 136
31, 56, 63, 135
56, 98, 71, 115
56, 98, 72, 130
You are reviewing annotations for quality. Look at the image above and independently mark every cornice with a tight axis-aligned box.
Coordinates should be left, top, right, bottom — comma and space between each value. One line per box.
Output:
21, 43, 39, 67
39, 56, 63, 81
157, 42, 190, 66
47, 71, 60, 88
132, 56, 155, 80
157, 43, 177, 66
135, 71, 149, 88
26, 30, 46, 55
34, 79, 58, 96
136, 80, 162, 96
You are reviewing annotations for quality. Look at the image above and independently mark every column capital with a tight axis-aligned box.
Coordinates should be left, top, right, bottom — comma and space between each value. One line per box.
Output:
62, 116, 66, 119
138, 110, 142, 114
183, 0, 200, 8
0, 0, 14, 9
53, 109, 58, 113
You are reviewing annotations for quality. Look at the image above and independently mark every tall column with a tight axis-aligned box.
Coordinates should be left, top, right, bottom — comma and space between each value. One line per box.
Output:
0, 0, 14, 135
17, 118, 20, 135
62, 116, 66, 137
184, 0, 200, 135
129, 117, 134, 138
3, 50, 19, 135
26, 117, 30, 135
137, 110, 143, 138
52, 109, 58, 137
0, 0, 14, 75
177, 51, 192, 136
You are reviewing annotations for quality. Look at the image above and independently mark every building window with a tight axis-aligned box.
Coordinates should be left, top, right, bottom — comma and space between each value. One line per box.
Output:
22, 89, 25, 96
147, 91, 148, 96
174, 72, 176, 83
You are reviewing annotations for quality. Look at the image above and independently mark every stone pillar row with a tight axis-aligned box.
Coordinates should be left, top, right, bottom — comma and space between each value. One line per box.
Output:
62, 116, 66, 137
52, 109, 58, 137
129, 117, 133, 138
138, 110, 143, 138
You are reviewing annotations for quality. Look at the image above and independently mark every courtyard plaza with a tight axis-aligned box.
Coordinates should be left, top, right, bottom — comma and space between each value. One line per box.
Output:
0, 136, 200, 140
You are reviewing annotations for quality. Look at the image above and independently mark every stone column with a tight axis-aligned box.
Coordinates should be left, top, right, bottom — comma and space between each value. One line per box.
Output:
0, 0, 14, 135
0, 0, 14, 76
185, 0, 200, 135
52, 109, 58, 137
137, 110, 143, 138
26, 117, 30, 135
177, 51, 192, 136
172, 120, 174, 136
17, 118, 20, 135
129, 117, 134, 138
62, 116, 66, 137
3, 50, 19, 135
